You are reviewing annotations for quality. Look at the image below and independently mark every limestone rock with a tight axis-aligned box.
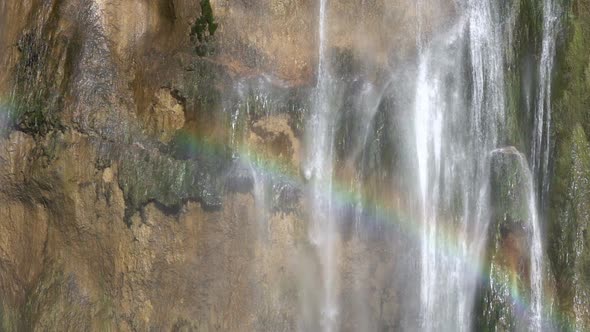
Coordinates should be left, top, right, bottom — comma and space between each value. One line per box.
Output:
144, 88, 186, 143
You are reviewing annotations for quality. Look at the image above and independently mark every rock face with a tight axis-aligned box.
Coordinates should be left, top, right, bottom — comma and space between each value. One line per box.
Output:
0, 0, 589, 330
143, 88, 186, 143
477, 147, 537, 331
0, 0, 412, 330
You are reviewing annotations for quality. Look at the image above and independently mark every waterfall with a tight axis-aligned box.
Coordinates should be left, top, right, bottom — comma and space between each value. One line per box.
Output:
530, 0, 559, 328
414, 0, 559, 330
413, 0, 532, 330
236, 0, 560, 330
520, 153, 544, 331
304, 0, 338, 329
0, 0, 579, 329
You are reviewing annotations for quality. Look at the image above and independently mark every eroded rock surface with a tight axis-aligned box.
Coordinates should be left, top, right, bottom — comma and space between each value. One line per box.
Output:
0, 0, 589, 330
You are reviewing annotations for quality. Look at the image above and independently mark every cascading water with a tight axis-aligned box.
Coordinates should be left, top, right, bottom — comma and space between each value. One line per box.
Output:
529, 1, 559, 328
533, 0, 560, 208
415, 0, 507, 330
521, 152, 545, 331
414, 0, 558, 330
0, 0, 583, 329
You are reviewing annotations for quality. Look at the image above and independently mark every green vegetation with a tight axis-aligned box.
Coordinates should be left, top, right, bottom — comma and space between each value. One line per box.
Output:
191, 0, 219, 56
547, 0, 590, 329
503, 0, 544, 150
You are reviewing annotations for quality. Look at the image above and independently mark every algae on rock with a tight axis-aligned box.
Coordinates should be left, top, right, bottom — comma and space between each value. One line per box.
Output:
547, 0, 590, 329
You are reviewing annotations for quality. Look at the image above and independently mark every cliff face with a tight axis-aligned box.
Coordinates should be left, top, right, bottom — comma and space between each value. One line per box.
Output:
1, 0, 589, 330
0, 0, 417, 330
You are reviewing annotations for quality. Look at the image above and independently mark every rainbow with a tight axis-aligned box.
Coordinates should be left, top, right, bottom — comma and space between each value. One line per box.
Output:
176, 116, 580, 330
0, 94, 582, 330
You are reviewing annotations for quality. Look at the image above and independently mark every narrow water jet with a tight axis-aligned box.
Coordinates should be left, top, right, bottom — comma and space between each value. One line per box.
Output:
533, 0, 560, 209
304, 0, 339, 329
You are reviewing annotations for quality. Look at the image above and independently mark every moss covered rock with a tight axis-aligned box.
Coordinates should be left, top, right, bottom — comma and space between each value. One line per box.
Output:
548, 0, 590, 329
476, 147, 536, 331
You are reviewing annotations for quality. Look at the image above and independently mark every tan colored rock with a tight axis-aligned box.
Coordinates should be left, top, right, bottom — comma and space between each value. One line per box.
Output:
248, 114, 301, 171
0, 0, 454, 329
0, 131, 35, 189
0, 125, 411, 330
143, 88, 186, 143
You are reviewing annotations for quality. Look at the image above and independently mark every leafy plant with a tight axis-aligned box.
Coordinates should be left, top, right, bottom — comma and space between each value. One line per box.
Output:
190, 0, 219, 56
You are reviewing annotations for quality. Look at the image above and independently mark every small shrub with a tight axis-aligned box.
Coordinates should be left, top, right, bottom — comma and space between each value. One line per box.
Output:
190, 0, 219, 56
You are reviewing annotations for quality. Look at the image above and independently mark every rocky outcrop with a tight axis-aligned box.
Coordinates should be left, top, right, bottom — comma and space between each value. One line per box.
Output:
477, 147, 536, 331
548, 125, 590, 330
0, 127, 305, 330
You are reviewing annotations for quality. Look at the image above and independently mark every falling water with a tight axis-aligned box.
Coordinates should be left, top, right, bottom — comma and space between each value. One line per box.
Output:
414, 0, 560, 330
520, 153, 544, 332
528, 0, 560, 328
533, 0, 560, 208
0, 0, 575, 329
415, 0, 511, 330
490, 147, 545, 330
304, 0, 338, 329
233, 0, 560, 330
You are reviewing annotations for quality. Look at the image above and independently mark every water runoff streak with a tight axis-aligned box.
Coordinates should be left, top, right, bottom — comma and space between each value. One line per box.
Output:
533, 0, 560, 209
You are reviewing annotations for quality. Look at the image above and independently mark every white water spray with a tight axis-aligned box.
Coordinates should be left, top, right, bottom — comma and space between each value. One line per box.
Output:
534, 0, 560, 208
305, 0, 338, 330
415, 1, 512, 330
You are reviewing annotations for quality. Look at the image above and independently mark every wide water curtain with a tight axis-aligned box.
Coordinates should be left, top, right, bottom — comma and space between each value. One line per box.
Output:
415, 0, 559, 330
413, 0, 558, 331
298, 0, 560, 330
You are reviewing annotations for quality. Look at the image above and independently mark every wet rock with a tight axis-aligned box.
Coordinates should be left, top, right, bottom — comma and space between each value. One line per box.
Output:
248, 114, 301, 170
272, 181, 301, 213
548, 125, 590, 329
490, 147, 533, 232
548, 0, 590, 329
224, 162, 255, 193
477, 147, 535, 331
115, 142, 224, 220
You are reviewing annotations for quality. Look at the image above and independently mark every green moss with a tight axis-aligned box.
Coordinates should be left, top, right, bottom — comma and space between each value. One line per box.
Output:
502, 0, 544, 150
552, 1, 590, 138
548, 125, 590, 330
0, 302, 21, 332
117, 146, 225, 223
548, 1, 590, 328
